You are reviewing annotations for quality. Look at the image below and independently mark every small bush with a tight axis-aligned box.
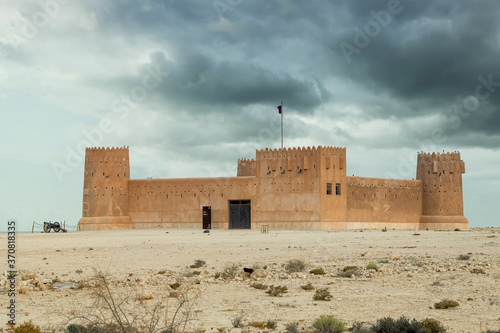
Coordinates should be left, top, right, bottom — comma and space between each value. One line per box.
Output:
157, 270, 166, 275
434, 299, 459, 309
251, 282, 268, 290
266, 320, 278, 330
221, 263, 239, 280
431, 281, 443, 287
351, 322, 372, 333
421, 318, 446, 333
285, 259, 307, 273
313, 288, 332, 301
231, 316, 244, 328
15, 321, 41, 333
191, 259, 206, 268
301, 282, 315, 291
251, 322, 266, 328
340, 266, 359, 278
169, 282, 181, 290
310, 268, 326, 275
366, 263, 378, 271
457, 254, 470, 260
266, 285, 288, 297
471, 268, 486, 274
284, 322, 300, 333
370, 316, 423, 333
312, 315, 344, 333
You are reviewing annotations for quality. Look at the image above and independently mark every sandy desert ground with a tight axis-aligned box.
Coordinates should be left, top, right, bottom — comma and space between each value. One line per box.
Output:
1, 228, 500, 332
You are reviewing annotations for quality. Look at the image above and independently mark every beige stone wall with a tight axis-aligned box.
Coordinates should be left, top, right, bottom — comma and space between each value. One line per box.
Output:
237, 158, 256, 176
346, 177, 422, 226
128, 176, 256, 229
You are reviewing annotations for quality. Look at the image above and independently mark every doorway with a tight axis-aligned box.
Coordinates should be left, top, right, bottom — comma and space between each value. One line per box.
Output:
202, 206, 211, 229
229, 200, 251, 229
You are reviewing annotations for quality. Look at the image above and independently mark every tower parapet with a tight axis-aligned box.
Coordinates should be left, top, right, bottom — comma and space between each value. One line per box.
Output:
78, 147, 132, 230
416, 152, 469, 229
237, 158, 256, 176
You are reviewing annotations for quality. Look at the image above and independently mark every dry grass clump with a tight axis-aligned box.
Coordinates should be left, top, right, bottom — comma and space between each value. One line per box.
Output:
313, 288, 332, 301
13, 321, 41, 333
284, 322, 300, 333
220, 263, 239, 280
312, 315, 344, 333
301, 282, 315, 291
231, 316, 244, 328
266, 285, 288, 297
285, 259, 306, 273
340, 266, 359, 278
251, 282, 268, 290
366, 263, 378, 271
310, 268, 326, 275
457, 254, 470, 260
434, 299, 459, 309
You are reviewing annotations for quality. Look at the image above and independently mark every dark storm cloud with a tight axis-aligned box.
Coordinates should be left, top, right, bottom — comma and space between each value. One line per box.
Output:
329, 0, 500, 145
77, 0, 500, 148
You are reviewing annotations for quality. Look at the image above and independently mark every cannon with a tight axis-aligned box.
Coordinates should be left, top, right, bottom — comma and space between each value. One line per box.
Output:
43, 221, 66, 233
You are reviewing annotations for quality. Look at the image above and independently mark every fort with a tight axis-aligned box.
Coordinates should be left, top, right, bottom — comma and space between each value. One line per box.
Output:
77, 146, 469, 231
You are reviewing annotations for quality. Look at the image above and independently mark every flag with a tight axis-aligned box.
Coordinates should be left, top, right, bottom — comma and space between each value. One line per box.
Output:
277, 105, 282, 114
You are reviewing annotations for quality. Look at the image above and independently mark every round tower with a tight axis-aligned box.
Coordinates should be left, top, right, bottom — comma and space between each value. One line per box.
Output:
78, 147, 132, 230
416, 152, 469, 230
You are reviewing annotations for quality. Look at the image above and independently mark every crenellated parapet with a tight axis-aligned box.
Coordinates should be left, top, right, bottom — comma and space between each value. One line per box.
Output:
237, 158, 256, 177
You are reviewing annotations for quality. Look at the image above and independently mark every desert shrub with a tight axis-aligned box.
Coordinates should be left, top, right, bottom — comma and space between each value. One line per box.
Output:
266, 320, 278, 330
434, 299, 459, 309
421, 318, 446, 333
231, 316, 244, 328
340, 266, 359, 278
351, 322, 372, 333
157, 270, 167, 275
366, 263, 378, 271
65, 324, 87, 333
483, 330, 500, 333
14, 321, 41, 333
471, 268, 486, 274
169, 282, 181, 290
310, 268, 326, 275
194, 259, 206, 267
251, 282, 268, 290
192, 271, 201, 276
457, 254, 470, 260
313, 288, 332, 301
312, 315, 345, 333
431, 281, 443, 287
251, 322, 266, 328
285, 322, 300, 333
266, 285, 288, 297
301, 282, 315, 291
221, 263, 239, 280
285, 259, 306, 273
370, 316, 422, 333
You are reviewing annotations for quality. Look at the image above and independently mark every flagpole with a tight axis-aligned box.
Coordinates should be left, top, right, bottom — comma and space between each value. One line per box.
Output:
281, 101, 283, 149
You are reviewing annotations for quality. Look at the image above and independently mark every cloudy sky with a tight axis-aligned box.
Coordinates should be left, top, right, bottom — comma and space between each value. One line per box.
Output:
1, 0, 499, 231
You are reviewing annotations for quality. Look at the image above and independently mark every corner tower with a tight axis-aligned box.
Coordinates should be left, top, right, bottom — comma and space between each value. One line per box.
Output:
78, 147, 132, 230
416, 152, 469, 230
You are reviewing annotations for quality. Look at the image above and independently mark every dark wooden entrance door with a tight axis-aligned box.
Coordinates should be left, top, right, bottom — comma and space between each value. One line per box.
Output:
229, 200, 251, 229
202, 206, 211, 229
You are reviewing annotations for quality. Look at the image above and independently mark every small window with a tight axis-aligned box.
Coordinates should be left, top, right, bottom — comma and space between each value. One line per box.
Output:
327, 183, 332, 195
335, 183, 341, 195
